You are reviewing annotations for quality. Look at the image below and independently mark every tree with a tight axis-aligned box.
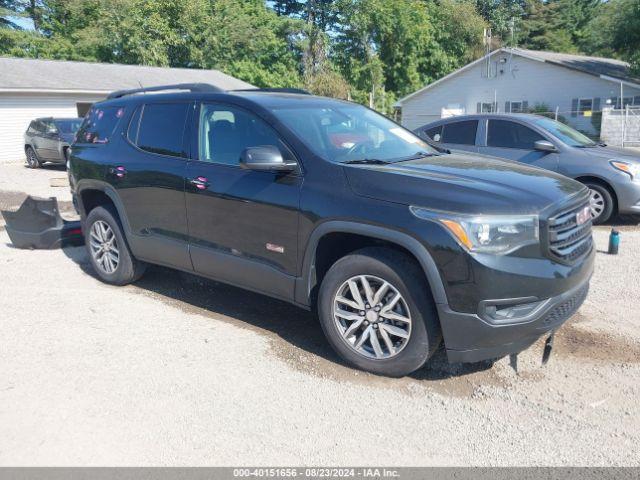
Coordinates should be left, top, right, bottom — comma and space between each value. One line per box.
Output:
475, 0, 526, 44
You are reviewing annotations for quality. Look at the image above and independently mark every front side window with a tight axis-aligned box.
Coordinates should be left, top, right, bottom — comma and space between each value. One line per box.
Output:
487, 120, 544, 149
135, 103, 190, 157
271, 103, 433, 163
76, 106, 124, 144
199, 104, 294, 165
441, 120, 478, 145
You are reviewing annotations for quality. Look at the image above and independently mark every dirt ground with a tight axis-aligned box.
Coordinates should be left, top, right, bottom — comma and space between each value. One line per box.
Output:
0, 159, 639, 466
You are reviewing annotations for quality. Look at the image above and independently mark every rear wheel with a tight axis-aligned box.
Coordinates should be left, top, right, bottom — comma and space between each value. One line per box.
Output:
584, 182, 614, 224
317, 247, 441, 377
25, 146, 41, 169
85, 205, 146, 285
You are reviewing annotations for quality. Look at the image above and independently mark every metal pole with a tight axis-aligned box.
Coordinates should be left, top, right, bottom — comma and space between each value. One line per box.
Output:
555, 106, 559, 121
623, 105, 628, 148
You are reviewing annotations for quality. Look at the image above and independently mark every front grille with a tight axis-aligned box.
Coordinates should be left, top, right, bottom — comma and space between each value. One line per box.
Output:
547, 202, 593, 263
542, 283, 589, 326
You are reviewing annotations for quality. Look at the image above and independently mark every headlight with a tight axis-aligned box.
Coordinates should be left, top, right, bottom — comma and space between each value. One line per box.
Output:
610, 160, 640, 179
410, 206, 539, 254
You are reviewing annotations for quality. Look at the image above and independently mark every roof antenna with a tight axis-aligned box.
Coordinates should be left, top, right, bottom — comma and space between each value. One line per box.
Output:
137, 80, 145, 94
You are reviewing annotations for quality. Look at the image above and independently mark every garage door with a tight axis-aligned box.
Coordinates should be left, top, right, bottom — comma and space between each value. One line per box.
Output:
0, 94, 102, 163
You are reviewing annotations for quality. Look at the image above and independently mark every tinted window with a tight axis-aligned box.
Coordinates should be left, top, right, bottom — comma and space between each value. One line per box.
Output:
199, 104, 294, 165
76, 106, 124, 144
54, 119, 82, 134
487, 120, 544, 149
425, 125, 443, 142
27, 122, 37, 134
532, 117, 594, 147
127, 106, 142, 144
137, 103, 189, 157
441, 120, 478, 145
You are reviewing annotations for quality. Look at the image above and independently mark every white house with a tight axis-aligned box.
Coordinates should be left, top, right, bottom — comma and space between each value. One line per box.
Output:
395, 48, 640, 135
0, 57, 253, 162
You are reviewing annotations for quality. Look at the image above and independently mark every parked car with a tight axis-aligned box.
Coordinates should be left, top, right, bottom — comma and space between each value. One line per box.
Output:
68, 84, 594, 377
24, 117, 83, 168
415, 114, 640, 224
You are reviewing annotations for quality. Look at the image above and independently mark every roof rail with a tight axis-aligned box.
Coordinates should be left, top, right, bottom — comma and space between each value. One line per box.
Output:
234, 88, 311, 95
107, 83, 223, 99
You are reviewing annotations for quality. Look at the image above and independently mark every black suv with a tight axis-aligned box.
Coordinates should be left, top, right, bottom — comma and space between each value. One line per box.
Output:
68, 84, 594, 377
24, 117, 83, 168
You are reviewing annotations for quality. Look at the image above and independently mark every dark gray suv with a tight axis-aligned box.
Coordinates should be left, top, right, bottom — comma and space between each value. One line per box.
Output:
24, 117, 83, 168
416, 114, 640, 224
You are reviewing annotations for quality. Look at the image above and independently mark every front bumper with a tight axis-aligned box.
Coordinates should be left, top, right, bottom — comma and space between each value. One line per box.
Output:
616, 179, 640, 214
441, 274, 591, 363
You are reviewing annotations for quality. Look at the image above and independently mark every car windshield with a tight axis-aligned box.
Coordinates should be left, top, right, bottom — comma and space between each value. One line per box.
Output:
54, 119, 83, 134
532, 117, 596, 147
271, 103, 435, 163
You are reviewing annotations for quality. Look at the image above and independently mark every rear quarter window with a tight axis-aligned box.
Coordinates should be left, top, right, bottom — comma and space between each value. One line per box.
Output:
76, 106, 124, 144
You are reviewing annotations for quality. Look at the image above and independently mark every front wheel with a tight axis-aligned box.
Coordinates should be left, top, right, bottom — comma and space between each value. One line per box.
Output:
25, 146, 41, 169
317, 247, 441, 377
584, 182, 614, 224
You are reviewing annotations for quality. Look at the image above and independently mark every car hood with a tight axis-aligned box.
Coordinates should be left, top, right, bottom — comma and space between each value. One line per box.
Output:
344, 152, 586, 215
578, 145, 640, 164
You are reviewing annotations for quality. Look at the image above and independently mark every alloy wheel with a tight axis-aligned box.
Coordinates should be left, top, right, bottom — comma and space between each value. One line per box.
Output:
26, 149, 38, 167
89, 220, 120, 274
332, 275, 412, 359
588, 188, 605, 220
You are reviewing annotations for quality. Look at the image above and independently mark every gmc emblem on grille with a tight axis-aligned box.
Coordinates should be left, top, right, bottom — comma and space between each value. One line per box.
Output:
576, 206, 591, 225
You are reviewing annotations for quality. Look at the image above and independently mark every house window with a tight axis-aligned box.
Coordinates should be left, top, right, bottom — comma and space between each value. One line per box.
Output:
578, 98, 593, 116
622, 97, 634, 108
510, 101, 523, 113
634, 96, 640, 106
481, 102, 494, 113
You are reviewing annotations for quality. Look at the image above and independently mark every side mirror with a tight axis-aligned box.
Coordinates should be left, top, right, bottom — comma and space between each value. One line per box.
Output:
534, 140, 557, 153
240, 145, 296, 172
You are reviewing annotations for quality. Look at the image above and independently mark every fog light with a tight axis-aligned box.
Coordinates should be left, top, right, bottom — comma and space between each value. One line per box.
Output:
480, 298, 546, 324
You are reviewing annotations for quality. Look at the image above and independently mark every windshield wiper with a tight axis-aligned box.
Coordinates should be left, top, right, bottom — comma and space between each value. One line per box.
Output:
341, 158, 391, 165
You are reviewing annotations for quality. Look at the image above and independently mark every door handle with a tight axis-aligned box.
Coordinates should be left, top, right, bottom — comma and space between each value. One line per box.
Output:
109, 165, 126, 178
190, 176, 209, 190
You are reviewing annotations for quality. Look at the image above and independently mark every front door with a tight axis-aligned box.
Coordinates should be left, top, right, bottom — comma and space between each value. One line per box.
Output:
111, 101, 192, 270
185, 102, 302, 301
479, 119, 559, 171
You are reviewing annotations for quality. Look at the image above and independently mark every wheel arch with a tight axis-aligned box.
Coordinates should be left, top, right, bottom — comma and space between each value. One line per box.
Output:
295, 221, 448, 309
76, 180, 133, 238
574, 175, 619, 214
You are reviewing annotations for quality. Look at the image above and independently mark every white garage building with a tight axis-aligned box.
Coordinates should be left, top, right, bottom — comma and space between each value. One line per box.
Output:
0, 57, 253, 162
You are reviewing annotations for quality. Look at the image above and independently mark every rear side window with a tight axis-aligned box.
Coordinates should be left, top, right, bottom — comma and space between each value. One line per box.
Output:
441, 120, 478, 145
487, 120, 545, 149
424, 125, 443, 142
135, 103, 189, 158
76, 106, 124, 144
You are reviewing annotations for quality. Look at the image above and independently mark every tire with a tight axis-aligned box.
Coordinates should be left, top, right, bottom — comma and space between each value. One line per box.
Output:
317, 247, 441, 377
584, 181, 614, 224
25, 146, 41, 169
85, 205, 146, 285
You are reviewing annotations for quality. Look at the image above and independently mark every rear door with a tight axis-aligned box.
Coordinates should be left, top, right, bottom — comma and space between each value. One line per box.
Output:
428, 119, 479, 153
112, 101, 192, 270
39, 119, 60, 160
184, 101, 302, 300
479, 119, 559, 171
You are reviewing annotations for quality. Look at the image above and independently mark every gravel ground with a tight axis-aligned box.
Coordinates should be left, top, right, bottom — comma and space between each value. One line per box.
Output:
0, 159, 639, 466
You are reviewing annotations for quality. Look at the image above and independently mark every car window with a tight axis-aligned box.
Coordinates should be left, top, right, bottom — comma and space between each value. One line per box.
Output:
136, 103, 190, 158
126, 106, 143, 144
27, 122, 37, 134
424, 125, 443, 142
531, 117, 595, 147
42, 120, 58, 134
271, 103, 433, 163
487, 120, 545, 149
441, 120, 478, 145
54, 119, 83, 134
76, 106, 124, 144
199, 103, 294, 166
